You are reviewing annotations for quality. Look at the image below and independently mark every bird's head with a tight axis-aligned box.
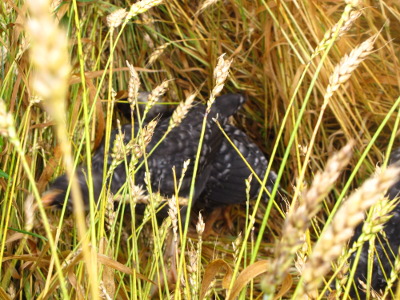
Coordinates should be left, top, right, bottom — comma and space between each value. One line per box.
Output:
42, 169, 103, 211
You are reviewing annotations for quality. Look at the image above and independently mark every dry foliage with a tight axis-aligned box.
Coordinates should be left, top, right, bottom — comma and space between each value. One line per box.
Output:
1, 0, 400, 299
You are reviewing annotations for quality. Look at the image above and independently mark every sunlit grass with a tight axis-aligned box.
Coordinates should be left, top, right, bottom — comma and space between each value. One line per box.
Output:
1, 0, 400, 299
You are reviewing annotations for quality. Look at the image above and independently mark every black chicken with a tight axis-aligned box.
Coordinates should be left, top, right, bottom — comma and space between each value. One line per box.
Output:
43, 93, 276, 220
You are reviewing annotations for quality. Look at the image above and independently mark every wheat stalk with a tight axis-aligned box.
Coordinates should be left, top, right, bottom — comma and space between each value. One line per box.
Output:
187, 242, 199, 299
25, 0, 99, 296
330, 195, 396, 296
196, 212, 205, 239
24, 195, 36, 232
292, 35, 376, 212
126, 181, 149, 204
263, 143, 353, 295
207, 53, 232, 111
106, 8, 127, 29
141, 119, 157, 146
195, 0, 220, 16
0, 100, 18, 144
127, 0, 164, 19
110, 124, 126, 164
383, 245, 400, 298
300, 165, 400, 297
348, 197, 397, 256
233, 232, 242, 265
169, 93, 195, 130
27, 0, 70, 109
310, 9, 362, 60
147, 43, 170, 66
126, 60, 140, 111
168, 196, 179, 244
325, 35, 376, 101
105, 192, 116, 232
143, 80, 169, 117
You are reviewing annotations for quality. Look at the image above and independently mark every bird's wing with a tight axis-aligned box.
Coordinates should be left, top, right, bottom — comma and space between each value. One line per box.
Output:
140, 94, 247, 199
199, 124, 276, 207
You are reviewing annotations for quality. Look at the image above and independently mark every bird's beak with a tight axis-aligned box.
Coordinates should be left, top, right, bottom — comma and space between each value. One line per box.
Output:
41, 189, 62, 207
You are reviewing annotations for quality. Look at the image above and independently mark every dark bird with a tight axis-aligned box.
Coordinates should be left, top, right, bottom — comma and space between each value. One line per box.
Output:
349, 147, 400, 298
43, 93, 277, 224
43, 94, 246, 214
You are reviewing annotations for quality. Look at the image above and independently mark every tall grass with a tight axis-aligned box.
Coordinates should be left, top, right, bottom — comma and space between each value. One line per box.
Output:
1, 0, 400, 299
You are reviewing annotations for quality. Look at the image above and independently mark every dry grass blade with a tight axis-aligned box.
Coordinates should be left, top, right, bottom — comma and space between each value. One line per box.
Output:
97, 254, 154, 283
200, 259, 233, 299
0, 287, 11, 300
99, 238, 115, 299
227, 260, 270, 300
301, 165, 400, 297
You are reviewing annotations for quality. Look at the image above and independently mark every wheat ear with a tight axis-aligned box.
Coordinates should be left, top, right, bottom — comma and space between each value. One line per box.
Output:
300, 165, 400, 297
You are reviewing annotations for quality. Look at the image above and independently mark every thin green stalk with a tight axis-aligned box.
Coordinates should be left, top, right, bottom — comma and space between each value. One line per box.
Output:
322, 94, 400, 232
175, 110, 210, 300
250, 2, 353, 272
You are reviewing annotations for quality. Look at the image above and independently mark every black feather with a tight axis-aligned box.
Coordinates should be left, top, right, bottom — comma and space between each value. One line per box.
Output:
198, 124, 276, 208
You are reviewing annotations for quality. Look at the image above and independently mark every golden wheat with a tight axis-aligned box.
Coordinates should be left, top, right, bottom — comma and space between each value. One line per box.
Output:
209, 54, 233, 106
310, 9, 362, 60
325, 35, 376, 101
264, 143, 353, 295
126, 60, 141, 111
196, 0, 221, 15
106, 8, 127, 29
169, 93, 195, 130
144, 80, 169, 116
127, 0, 164, 19
148, 43, 170, 66
301, 165, 400, 296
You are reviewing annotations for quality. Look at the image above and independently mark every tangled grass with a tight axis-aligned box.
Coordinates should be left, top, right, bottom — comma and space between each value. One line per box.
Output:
1, 0, 400, 299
